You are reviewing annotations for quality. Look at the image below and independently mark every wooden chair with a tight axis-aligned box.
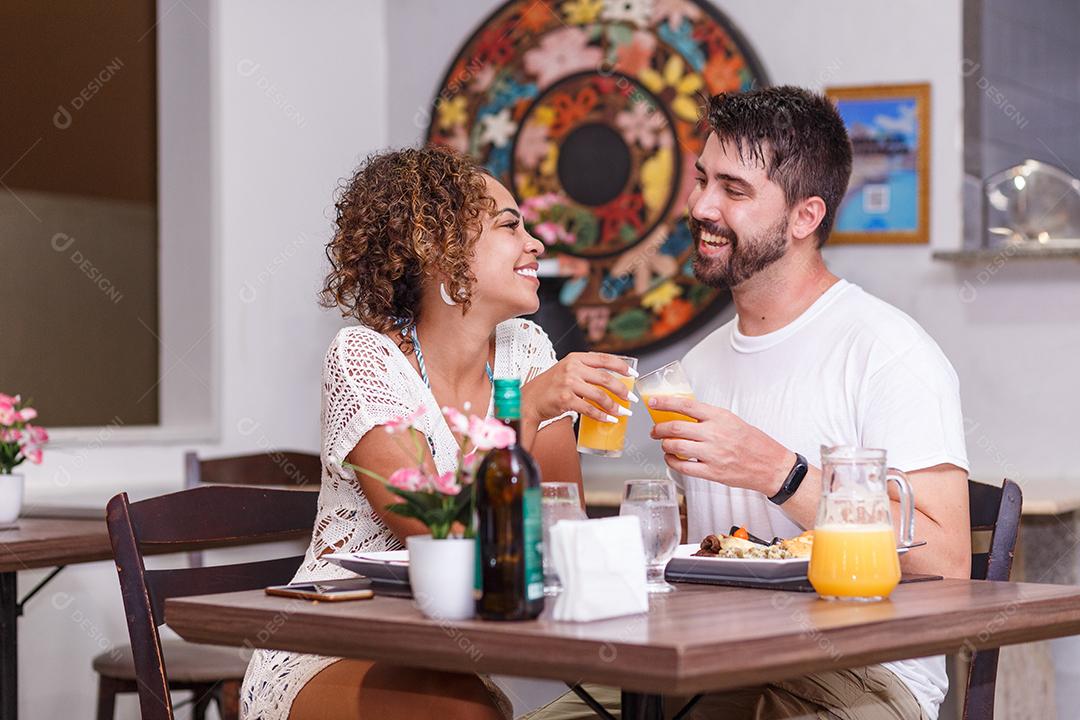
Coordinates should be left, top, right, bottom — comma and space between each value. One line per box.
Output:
93, 451, 321, 719
962, 478, 1023, 720
183, 449, 320, 570
104, 486, 317, 720
183, 450, 322, 490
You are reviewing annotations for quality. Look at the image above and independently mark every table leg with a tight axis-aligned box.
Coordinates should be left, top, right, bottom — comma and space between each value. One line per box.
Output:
621, 690, 663, 720
0, 571, 16, 720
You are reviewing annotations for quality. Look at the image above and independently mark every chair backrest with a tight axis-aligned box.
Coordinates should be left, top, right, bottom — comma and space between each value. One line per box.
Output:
963, 478, 1023, 720
184, 450, 322, 489
106, 486, 318, 720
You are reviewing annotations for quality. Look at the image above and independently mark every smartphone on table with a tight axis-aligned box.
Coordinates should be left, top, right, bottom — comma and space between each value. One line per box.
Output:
265, 578, 374, 602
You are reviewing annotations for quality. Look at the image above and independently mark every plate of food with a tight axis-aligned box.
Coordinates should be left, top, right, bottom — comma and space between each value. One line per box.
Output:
666, 528, 815, 582
665, 527, 922, 584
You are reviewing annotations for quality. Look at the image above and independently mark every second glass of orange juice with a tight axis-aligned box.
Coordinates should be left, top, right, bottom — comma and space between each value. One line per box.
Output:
636, 360, 697, 459
636, 360, 697, 424
576, 356, 636, 457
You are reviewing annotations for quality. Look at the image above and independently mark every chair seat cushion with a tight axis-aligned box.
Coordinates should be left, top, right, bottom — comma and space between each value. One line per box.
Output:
93, 638, 250, 682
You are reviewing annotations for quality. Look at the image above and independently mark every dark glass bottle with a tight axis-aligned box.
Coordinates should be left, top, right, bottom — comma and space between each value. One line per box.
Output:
475, 378, 544, 620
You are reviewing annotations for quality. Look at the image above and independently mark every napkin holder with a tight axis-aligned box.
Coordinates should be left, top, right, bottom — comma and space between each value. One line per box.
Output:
549, 516, 649, 622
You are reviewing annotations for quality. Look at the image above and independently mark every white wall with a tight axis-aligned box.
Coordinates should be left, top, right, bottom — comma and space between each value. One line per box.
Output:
15, 0, 1080, 716
388, 0, 1080, 497
17, 1, 388, 717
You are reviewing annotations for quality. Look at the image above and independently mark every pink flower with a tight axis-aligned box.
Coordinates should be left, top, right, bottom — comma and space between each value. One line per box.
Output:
441, 406, 470, 435
432, 470, 462, 496
0, 400, 14, 426
523, 27, 603, 86
615, 102, 667, 151
17, 407, 37, 422
534, 221, 562, 245
468, 416, 516, 451
520, 192, 564, 222
1, 429, 21, 443
383, 405, 428, 434
24, 424, 48, 445
387, 467, 426, 492
532, 219, 577, 246
515, 122, 550, 170
22, 447, 42, 465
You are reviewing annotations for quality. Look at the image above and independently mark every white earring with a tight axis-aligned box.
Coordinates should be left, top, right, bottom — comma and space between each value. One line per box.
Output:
439, 282, 458, 306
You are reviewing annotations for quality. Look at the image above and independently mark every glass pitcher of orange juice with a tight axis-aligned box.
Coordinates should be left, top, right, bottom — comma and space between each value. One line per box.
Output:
808, 446, 914, 602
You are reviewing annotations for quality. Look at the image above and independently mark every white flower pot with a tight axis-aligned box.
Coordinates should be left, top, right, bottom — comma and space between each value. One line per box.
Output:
0, 473, 23, 524
406, 535, 476, 621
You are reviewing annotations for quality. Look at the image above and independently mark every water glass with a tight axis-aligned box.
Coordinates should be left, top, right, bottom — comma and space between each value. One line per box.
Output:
619, 479, 679, 593
541, 482, 586, 595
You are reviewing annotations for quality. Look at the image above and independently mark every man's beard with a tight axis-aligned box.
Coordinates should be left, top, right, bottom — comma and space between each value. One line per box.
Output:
689, 215, 789, 288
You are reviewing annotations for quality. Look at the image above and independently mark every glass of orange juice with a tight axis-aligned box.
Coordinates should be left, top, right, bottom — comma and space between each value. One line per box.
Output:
636, 361, 697, 459
576, 356, 636, 457
635, 360, 696, 425
808, 446, 915, 602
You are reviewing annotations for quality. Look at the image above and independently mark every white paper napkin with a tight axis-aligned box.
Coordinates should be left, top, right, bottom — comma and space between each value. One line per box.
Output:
549, 516, 649, 622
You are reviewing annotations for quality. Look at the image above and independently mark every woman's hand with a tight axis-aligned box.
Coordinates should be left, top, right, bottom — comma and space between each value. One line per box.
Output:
521, 352, 637, 426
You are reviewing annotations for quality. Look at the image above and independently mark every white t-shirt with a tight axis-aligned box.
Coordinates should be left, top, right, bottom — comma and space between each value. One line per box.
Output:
673, 279, 968, 720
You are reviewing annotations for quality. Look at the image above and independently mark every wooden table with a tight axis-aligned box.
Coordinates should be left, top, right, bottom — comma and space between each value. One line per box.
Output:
167, 579, 1080, 718
0, 500, 314, 720
0, 516, 121, 720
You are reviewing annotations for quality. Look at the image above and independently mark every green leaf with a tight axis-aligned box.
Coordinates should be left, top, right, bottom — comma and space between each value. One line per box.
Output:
384, 503, 426, 521
605, 24, 632, 47
609, 309, 651, 340
348, 464, 387, 483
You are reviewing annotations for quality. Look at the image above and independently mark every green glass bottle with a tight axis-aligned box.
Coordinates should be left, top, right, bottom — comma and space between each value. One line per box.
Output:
475, 378, 544, 620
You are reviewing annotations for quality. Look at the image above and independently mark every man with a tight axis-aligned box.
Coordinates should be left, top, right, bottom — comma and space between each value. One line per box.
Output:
532, 87, 969, 719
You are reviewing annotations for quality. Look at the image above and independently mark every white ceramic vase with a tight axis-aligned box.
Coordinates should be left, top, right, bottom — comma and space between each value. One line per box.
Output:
406, 534, 476, 621
0, 473, 24, 524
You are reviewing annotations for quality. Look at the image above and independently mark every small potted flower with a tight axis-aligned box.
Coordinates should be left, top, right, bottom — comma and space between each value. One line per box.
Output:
345, 404, 514, 620
0, 394, 48, 524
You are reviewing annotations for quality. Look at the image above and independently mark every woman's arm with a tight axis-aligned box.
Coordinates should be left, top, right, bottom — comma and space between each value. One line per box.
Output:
529, 417, 585, 509
344, 428, 433, 542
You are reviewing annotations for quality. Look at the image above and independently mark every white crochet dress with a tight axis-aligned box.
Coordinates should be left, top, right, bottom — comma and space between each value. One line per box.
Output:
240, 319, 574, 719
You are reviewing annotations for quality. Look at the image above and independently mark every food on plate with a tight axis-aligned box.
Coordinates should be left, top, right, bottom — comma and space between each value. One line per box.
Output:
778, 530, 814, 558
693, 529, 814, 560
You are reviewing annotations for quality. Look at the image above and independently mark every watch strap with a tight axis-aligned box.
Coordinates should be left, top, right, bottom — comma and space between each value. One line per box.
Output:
769, 452, 808, 505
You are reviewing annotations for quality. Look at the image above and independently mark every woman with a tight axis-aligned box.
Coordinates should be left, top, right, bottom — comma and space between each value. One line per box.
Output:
240, 146, 633, 719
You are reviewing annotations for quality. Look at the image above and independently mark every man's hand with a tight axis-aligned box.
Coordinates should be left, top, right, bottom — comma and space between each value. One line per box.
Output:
521, 352, 635, 427
648, 395, 793, 496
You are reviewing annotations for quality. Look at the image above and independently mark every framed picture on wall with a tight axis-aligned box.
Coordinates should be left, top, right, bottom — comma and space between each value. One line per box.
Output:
825, 83, 930, 244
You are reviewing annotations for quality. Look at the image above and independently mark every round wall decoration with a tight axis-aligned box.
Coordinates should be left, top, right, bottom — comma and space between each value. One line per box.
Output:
426, 0, 768, 353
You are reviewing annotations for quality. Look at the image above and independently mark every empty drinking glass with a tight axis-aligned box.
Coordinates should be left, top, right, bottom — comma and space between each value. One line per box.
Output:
619, 479, 680, 593
541, 482, 586, 595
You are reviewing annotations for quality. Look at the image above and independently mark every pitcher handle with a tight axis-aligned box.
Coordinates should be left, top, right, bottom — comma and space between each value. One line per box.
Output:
887, 468, 915, 546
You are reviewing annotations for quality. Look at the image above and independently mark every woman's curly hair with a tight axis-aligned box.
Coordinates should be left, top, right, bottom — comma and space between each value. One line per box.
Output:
320, 146, 495, 351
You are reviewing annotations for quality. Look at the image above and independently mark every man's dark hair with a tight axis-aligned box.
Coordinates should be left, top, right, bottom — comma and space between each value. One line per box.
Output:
704, 86, 853, 248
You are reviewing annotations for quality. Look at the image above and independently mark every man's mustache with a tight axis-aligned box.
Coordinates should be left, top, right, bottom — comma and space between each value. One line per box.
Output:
689, 217, 737, 244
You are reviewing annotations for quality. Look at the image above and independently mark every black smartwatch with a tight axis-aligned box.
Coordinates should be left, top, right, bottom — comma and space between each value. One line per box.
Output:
769, 452, 808, 505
